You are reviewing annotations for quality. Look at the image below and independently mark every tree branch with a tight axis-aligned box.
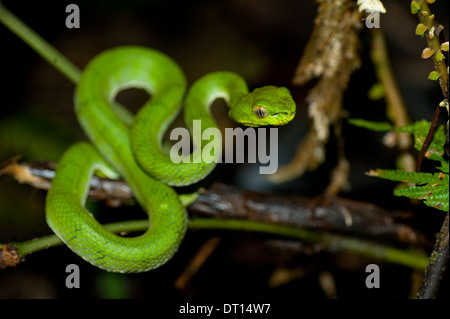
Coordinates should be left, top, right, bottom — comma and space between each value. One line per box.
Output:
0, 159, 432, 271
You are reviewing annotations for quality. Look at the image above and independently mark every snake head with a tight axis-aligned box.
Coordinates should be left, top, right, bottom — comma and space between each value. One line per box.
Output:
229, 86, 296, 127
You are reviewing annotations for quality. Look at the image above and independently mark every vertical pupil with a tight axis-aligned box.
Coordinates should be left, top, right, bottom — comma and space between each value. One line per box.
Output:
254, 107, 266, 118
253, 106, 269, 119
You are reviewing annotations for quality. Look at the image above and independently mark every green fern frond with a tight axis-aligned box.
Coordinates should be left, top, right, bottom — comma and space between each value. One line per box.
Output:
352, 119, 449, 212
368, 168, 448, 211
396, 120, 446, 161
437, 161, 449, 173
348, 119, 446, 163
394, 185, 448, 199
421, 195, 449, 212
394, 186, 449, 211
366, 169, 439, 184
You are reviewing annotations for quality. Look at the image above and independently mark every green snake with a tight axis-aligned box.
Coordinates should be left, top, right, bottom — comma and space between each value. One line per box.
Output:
46, 46, 296, 273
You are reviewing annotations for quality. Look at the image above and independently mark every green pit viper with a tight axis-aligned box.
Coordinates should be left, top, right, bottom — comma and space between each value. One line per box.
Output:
46, 46, 296, 273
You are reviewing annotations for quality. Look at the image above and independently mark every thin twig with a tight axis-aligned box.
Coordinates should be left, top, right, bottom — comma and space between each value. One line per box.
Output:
175, 237, 221, 290
416, 105, 442, 172
0, 3, 134, 126
0, 3, 80, 83
370, 28, 414, 172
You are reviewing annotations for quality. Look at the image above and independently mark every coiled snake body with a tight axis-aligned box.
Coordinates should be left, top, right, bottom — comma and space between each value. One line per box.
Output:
46, 46, 296, 273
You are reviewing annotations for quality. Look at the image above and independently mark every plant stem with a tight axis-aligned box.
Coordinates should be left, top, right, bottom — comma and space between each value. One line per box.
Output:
413, 0, 449, 171
5, 218, 429, 271
0, 3, 135, 125
13, 219, 149, 257
189, 218, 429, 270
370, 28, 414, 172
0, 3, 81, 83
415, 0, 448, 98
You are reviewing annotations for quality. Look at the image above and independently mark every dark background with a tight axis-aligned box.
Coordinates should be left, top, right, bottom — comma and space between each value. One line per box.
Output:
0, 0, 448, 300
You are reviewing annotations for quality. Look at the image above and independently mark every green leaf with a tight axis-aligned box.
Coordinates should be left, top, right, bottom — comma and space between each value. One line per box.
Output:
411, 1, 420, 14
367, 169, 441, 185
422, 194, 449, 211
435, 51, 445, 63
428, 71, 441, 80
395, 121, 446, 160
348, 119, 393, 131
421, 47, 434, 59
349, 119, 446, 162
395, 186, 449, 211
416, 23, 428, 36
367, 82, 385, 100
369, 166, 449, 212
441, 42, 449, 52
362, 119, 448, 212
437, 161, 449, 173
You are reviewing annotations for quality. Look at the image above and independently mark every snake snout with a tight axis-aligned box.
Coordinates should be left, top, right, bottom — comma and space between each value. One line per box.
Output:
271, 110, 296, 125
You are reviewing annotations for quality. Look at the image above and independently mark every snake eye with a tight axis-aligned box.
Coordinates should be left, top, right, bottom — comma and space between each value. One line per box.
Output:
253, 106, 268, 119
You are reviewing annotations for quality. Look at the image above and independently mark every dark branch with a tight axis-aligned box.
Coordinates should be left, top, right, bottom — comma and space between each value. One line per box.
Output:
189, 183, 430, 247
1, 159, 431, 248
416, 211, 449, 299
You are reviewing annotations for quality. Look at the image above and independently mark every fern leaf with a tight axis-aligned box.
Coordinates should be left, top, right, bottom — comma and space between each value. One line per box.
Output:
395, 121, 446, 161
394, 185, 448, 211
353, 119, 448, 212
437, 161, 449, 173
369, 168, 449, 211
367, 169, 437, 185
349, 119, 446, 162
422, 195, 449, 212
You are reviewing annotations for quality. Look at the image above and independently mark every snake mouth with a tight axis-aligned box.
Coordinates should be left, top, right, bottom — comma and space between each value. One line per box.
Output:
271, 111, 296, 125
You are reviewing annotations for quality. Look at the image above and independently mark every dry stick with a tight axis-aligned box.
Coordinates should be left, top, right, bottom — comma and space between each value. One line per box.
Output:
175, 237, 221, 290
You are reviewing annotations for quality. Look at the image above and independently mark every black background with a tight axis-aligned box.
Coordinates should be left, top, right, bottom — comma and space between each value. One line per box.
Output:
0, 0, 448, 301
